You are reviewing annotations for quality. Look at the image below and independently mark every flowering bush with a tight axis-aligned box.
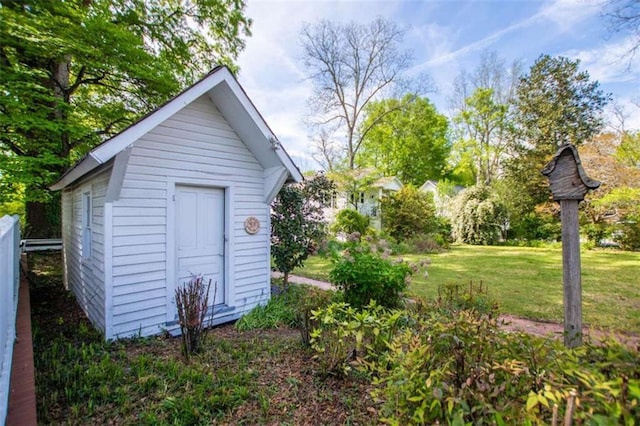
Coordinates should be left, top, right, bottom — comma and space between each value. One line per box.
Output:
329, 235, 425, 309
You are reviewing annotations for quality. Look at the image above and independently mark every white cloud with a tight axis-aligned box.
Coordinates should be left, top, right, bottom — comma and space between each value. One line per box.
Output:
539, 0, 600, 32
563, 36, 640, 84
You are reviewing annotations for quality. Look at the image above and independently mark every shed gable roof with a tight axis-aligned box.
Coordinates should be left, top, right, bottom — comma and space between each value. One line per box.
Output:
51, 66, 302, 190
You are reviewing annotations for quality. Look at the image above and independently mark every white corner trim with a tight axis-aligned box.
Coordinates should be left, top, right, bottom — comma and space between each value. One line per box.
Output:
103, 202, 114, 340
105, 146, 132, 202
264, 166, 289, 204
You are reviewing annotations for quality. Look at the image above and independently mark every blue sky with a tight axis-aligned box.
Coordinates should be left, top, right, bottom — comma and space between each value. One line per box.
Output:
236, 0, 640, 169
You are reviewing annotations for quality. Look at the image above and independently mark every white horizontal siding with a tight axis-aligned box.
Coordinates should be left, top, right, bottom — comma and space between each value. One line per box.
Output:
109, 95, 271, 337
62, 168, 111, 335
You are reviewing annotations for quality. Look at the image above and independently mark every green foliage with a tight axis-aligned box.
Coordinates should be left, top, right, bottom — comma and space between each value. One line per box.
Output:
617, 130, 640, 168
597, 187, 640, 250
235, 283, 307, 331
362, 307, 640, 424
450, 185, 507, 245
357, 95, 451, 185
435, 281, 497, 315
295, 287, 336, 346
0, 0, 251, 236
508, 210, 561, 241
508, 54, 610, 207
332, 209, 370, 237
330, 238, 413, 309
453, 87, 511, 185
309, 301, 406, 376
380, 185, 438, 240
271, 173, 335, 285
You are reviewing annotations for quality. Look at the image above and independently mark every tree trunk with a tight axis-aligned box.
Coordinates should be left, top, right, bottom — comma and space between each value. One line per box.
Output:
283, 271, 289, 289
25, 194, 61, 238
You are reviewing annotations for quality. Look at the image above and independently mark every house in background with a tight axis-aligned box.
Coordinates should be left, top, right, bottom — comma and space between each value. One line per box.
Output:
419, 180, 465, 218
361, 176, 403, 231
324, 174, 403, 232
50, 66, 302, 340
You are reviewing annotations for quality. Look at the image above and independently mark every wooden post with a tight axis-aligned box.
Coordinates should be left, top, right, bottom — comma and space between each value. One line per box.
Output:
560, 199, 582, 347
542, 144, 600, 348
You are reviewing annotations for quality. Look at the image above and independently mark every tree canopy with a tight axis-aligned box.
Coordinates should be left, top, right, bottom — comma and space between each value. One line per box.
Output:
507, 54, 610, 206
357, 95, 450, 186
0, 0, 251, 236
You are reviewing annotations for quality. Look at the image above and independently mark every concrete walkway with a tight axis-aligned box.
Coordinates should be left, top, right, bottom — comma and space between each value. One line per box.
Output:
271, 272, 335, 291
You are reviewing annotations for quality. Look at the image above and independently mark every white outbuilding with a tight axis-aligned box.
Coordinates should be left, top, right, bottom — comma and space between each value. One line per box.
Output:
50, 66, 302, 339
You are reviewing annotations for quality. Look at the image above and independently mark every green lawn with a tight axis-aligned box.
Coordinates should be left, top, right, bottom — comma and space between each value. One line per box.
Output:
295, 245, 640, 333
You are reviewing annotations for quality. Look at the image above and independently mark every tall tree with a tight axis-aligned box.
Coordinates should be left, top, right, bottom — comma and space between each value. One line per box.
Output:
448, 51, 521, 186
453, 88, 510, 185
300, 18, 425, 170
0, 0, 251, 236
508, 54, 610, 205
356, 95, 450, 186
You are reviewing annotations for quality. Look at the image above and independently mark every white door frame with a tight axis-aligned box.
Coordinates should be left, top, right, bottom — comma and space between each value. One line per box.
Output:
166, 178, 235, 324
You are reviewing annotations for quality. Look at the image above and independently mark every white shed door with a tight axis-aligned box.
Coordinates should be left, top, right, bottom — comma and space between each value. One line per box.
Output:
176, 185, 225, 307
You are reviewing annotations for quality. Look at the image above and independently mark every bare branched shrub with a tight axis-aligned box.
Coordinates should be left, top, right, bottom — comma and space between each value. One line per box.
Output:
175, 275, 215, 359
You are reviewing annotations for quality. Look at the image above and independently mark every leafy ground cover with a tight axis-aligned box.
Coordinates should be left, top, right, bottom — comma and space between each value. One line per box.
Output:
295, 244, 640, 332
29, 254, 374, 425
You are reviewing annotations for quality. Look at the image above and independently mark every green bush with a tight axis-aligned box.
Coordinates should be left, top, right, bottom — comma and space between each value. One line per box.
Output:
309, 301, 406, 376
303, 280, 640, 424
404, 233, 447, 253
380, 185, 438, 240
295, 286, 336, 346
615, 216, 640, 251
330, 239, 412, 309
509, 211, 561, 242
332, 209, 370, 237
366, 311, 639, 425
435, 281, 497, 315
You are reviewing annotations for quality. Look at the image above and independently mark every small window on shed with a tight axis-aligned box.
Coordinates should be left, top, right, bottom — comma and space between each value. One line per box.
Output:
82, 191, 92, 260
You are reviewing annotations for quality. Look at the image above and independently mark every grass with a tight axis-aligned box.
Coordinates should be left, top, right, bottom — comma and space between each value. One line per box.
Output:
294, 245, 640, 333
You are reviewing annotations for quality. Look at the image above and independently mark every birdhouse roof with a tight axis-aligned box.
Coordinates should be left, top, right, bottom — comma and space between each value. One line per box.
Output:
542, 144, 600, 190
542, 144, 600, 200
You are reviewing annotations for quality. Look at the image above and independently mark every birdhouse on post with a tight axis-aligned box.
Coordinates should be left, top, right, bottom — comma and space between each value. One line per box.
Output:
542, 144, 600, 348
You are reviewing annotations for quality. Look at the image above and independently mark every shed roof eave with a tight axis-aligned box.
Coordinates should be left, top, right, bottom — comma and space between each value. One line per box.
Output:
49, 154, 101, 191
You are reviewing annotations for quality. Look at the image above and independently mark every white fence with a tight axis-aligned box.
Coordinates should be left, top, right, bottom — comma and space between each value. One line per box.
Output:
0, 215, 20, 426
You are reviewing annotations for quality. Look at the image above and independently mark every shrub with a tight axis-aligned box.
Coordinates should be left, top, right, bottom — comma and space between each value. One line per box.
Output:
404, 233, 446, 253
366, 310, 640, 425
329, 239, 412, 309
175, 275, 213, 359
332, 209, 370, 237
615, 215, 640, 251
271, 173, 335, 286
380, 185, 438, 240
435, 281, 497, 315
295, 286, 336, 346
309, 301, 406, 376
451, 185, 507, 245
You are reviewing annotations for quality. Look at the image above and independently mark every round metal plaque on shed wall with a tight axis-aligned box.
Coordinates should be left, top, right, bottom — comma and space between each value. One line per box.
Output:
244, 216, 260, 234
